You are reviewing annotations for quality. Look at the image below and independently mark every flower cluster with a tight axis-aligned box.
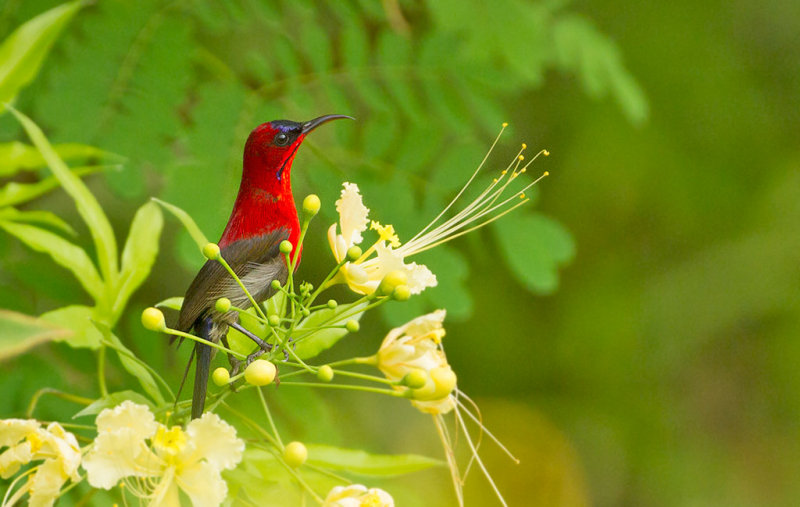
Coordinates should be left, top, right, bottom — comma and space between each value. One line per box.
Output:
83, 401, 244, 506
0, 419, 81, 506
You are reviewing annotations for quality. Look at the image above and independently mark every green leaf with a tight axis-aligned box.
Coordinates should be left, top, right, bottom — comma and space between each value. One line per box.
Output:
155, 296, 183, 311
492, 212, 575, 294
293, 301, 368, 359
8, 106, 119, 283
0, 1, 83, 105
93, 321, 166, 405
113, 201, 164, 317
152, 198, 210, 251
73, 390, 153, 418
40, 305, 102, 349
306, 444, 444, 476
0, 142, 119, 177
0, 309, 71, 360
0, 164, 111, 208
0, 221, 104, 301
0, 207, 75, 236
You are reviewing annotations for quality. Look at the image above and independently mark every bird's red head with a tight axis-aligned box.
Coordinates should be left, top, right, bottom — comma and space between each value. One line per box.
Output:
219, 114, 352, 249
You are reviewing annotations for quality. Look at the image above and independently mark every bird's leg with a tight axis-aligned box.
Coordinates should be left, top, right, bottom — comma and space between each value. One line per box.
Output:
229, 321, 273, 353
221, 335, 243, 376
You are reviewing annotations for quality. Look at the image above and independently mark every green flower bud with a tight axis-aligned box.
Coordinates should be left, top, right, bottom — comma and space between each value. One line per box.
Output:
346, 245, 362, 262
378, 270, 408, 296
345, 320, 360, 333
302, 194, 321, 217
268, 314, 281, 327
141, 307, 166, 331
212, 367, 230, 386
403, 369, 428, 389
215, 297, 232, 313
244, 360, 277, 386
271, 279, 282, 290
202, 242, 221, 260
279, 240, 293, 255
301, 308, 310, 317
392, 285, 411, 301
317, 365, 334, 382
283, 441, 308, 468
327, 299, 338, 309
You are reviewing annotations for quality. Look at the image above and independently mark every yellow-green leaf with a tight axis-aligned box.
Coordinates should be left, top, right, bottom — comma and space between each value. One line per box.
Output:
0, 141, 120, 177
0, 309, 72, 360
152, 198, 210, 251
0, 164, 111, 208
8, 106, 119, 283
113, 201, 164, 317
0, 1, 84, 104
0, 207, 75, 235
39, 305, 102, 349
0, 221, 104, 301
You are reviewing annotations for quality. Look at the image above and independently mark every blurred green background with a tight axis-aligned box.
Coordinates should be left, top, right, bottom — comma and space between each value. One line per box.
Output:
1, 0, 799, 505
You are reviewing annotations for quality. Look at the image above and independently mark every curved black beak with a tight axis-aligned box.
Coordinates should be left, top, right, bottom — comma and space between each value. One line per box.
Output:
301, 114, 354, 134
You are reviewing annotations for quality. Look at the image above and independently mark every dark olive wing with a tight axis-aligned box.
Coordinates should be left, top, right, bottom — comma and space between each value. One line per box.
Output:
177, 228, 290, 332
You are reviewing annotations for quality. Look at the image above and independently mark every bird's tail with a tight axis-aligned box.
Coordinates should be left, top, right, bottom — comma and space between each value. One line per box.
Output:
191, 318, 213, 419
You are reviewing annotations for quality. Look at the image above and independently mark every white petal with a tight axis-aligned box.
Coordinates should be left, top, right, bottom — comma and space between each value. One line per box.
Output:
184, 412, 244, 471
95, 401, 158, 441
404, 262, 437, 294
403, 310, 446, 336
43, 423, 81, 478
412, 395, 456, 415
176, 461, 227, 507
336, 182, 369, 246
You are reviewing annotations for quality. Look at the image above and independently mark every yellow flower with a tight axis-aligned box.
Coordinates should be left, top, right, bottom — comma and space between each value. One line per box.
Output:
322, 484, 394, 507
0, 419, 81, 507
376, 310, 456, 414
82, 400, 244, 507
327, 129, 549, 297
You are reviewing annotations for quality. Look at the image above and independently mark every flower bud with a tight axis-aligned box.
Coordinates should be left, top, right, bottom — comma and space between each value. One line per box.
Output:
271, 279, 282, 290
345, 320, 360, 333
327, 299, 338, 309
283, 441, 308, 468
392, 285, 411, 301
413, 366, 457, 401
279, 240, 293, 255
317, 365, 334, 382
202, 242, 221, 260
378, 270, 407, 296
244, 360, 277, 386
302, 308, 310, 316
268, 314, 281, 327
302, 194, 321, 217
212, 367, 230, 386
346, 245, 362, 262
141, 307, 166, 331
215, 297, 231, 313
403, 369, 427, 389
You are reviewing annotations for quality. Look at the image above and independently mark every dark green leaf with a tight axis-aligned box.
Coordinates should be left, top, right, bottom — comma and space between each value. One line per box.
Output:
294, 301, 368, 359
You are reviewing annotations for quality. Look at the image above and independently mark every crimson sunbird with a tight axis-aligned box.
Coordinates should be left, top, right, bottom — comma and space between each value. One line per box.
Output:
177, 114, 352, 419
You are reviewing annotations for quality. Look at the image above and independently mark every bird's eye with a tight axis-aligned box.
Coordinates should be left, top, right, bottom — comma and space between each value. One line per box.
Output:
274, 133, 290, 146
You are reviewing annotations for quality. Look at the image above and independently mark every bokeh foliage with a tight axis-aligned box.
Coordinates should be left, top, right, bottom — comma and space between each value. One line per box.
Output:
3, 0, 797, 505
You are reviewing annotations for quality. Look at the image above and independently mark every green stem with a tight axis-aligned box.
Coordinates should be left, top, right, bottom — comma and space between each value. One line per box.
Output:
220, 402, 280, 448
279, 381, 406, 397
100, 338, 175, 398
331, 369, 395, 385
306, 258, 348, 307
250, 442, 325, 504
257, 387, 283, 448
97, 345, 108, 398
164, 328, 246, 359
27, 388, 94, 418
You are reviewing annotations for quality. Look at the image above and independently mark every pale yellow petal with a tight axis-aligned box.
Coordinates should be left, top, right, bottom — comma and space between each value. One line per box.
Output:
0, 441, 32, 479
336, 182, 369, 246
95, 400, 158, 441
0, 419, 40, 447
176, 461, 228, 507
149, 466, 181, 507
28, 458, 67, 507
83, 429, 161, 489
183, 412, 243, 471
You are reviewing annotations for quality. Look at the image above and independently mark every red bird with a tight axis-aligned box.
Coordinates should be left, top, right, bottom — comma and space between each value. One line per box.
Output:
178, 115, 352, 419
